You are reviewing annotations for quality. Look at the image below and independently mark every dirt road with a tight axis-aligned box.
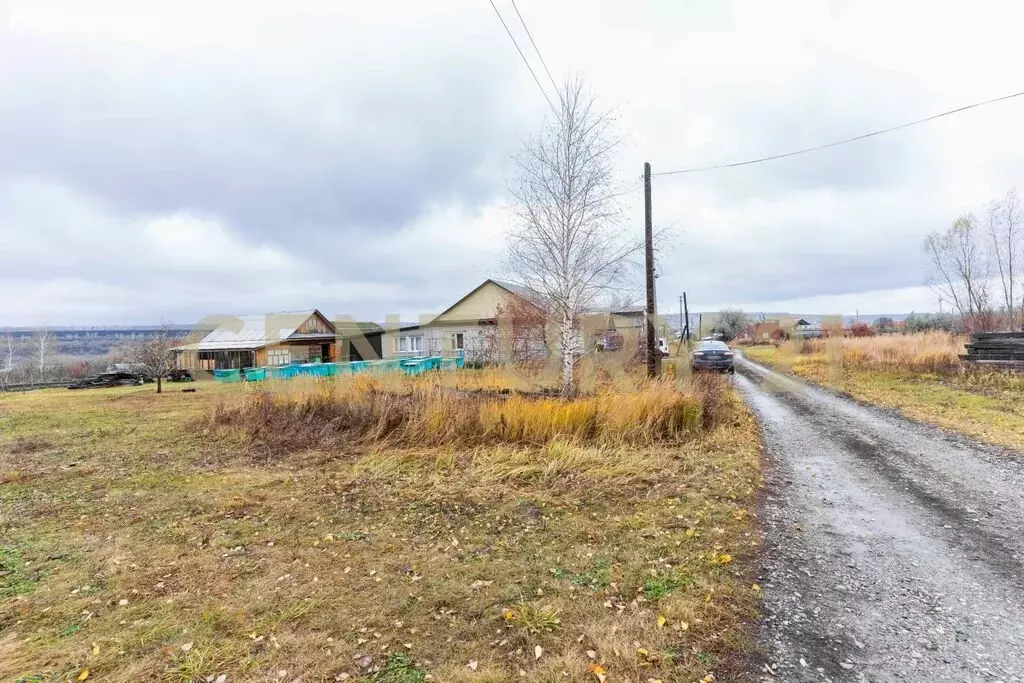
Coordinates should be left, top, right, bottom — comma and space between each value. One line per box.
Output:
736, 357, 1024, 682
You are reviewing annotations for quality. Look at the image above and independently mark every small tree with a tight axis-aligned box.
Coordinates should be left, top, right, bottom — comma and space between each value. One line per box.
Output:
33, 328, 50, 384
495, 298, 548, 365
131, 325, 178, 393
714, 309, 749, 341
986, 189, 1023, 329
924, 214, 992, 329
505, 77, 638, 396
0, 329, 16, 390
904, 312, 957, 333
849, 322, 875, 337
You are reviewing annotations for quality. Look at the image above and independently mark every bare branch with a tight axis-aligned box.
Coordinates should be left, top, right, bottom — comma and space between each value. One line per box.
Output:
131, 322, 180, 394
923, 213, 993, 330
504, 77, 638, 394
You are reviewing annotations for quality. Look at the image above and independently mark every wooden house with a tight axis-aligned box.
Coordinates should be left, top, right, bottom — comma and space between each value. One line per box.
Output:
175, 310, 383, 371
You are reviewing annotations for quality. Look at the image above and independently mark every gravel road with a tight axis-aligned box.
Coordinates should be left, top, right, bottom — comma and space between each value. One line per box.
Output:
735, 356, 1024, 682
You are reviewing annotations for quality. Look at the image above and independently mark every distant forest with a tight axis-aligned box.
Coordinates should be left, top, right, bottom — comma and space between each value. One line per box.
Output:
3, 326, 194, 359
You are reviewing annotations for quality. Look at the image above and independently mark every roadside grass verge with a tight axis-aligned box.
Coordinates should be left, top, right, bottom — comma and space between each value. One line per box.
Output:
742, 340, 1024, 451
0, 370, 762, 682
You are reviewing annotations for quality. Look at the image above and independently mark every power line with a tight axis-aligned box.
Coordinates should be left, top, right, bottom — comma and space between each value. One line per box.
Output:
509, 0, 560, 99
486, 0, 558, 116
652, 90, 1024, 177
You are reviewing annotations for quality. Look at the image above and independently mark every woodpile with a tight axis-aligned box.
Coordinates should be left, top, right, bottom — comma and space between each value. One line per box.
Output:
961, 332, 1024, 369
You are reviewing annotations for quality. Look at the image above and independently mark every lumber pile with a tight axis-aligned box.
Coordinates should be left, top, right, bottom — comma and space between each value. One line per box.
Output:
961, 332, 1024, 369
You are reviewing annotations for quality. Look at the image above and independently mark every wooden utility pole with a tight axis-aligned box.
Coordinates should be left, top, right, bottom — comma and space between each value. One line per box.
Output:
644, 162, 658, 377
698, 313, 703, 340
676, 295, 684, 357
683, 292, 690, 345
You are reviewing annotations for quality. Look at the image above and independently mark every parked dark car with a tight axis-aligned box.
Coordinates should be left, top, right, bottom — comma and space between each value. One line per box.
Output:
166, 368, 194, 382
68, 371, 145, 389
691, 340, 735, 373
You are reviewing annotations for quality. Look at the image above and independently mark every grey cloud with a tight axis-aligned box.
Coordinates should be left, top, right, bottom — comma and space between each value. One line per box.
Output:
0, 17, 524, 249
675, 55, 941, 200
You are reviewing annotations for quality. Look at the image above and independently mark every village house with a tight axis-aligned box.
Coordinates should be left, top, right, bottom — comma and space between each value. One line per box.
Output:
382, 279, 548, 362
175, 310, 383, 371
176, 279, 644, 372
792, 318, 824, 338
737, 320, 788, 343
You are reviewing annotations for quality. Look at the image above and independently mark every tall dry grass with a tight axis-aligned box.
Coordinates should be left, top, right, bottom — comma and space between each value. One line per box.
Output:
786, 332, 965, 375
212, 370, 731, 454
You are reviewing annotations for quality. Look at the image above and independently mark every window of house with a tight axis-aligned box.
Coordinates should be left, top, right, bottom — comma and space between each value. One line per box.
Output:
453, 332, 465, 350
397, 335, 423, 353
267, 348, 291, 365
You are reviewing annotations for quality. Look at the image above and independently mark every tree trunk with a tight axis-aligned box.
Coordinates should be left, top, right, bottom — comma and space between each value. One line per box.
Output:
156, 376, 162, 394
560, 311, 577, 397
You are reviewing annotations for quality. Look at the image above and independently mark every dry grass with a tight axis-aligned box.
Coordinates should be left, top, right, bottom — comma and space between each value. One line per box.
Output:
782, 332, 964, 375
0, 370, 762, 682
743, 335, 1024, 451
212, 371, 726, 455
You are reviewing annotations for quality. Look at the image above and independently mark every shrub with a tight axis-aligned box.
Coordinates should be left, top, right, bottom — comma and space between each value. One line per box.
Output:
904, 312, 957, 333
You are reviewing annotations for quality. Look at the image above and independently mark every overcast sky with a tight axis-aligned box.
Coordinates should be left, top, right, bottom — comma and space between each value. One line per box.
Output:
2, 0, 1023, 325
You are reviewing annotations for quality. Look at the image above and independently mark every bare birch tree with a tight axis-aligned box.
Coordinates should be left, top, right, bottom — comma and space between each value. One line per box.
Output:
0, 329, 15, 390
505, 77, 637, 396
986, 189, 1023, 329
34, 328, 50, 383
924, 214, 991, 327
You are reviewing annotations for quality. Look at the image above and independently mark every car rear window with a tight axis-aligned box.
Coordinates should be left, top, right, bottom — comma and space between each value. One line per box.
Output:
697, 341, 729, 351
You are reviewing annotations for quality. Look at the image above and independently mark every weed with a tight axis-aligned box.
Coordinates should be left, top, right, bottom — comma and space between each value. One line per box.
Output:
0, 544, 38, 598
502, 601, 562, 633
372, 651, 426, 683
642, 571, 695, 601
58, 623, 81, 638
550, 559, 611, 590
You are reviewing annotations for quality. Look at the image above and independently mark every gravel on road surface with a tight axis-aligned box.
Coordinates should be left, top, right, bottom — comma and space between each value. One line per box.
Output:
735, 356, 1024, 682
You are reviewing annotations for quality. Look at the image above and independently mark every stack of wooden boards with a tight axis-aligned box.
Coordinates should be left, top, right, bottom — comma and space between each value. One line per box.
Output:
961, 332, 1024, 369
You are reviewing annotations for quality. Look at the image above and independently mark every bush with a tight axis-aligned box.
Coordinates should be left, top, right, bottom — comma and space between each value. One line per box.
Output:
849, 322, 875, 337
904, 312, 957, 333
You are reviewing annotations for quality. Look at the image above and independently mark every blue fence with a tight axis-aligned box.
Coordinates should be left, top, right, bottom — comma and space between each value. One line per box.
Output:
212, 356, 464, 383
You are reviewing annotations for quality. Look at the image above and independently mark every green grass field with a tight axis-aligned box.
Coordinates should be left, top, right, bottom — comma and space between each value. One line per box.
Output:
1, 374, 762, 682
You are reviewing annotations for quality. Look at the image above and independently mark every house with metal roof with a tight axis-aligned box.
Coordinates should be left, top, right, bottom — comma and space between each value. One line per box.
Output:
175, 310, 383, 371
